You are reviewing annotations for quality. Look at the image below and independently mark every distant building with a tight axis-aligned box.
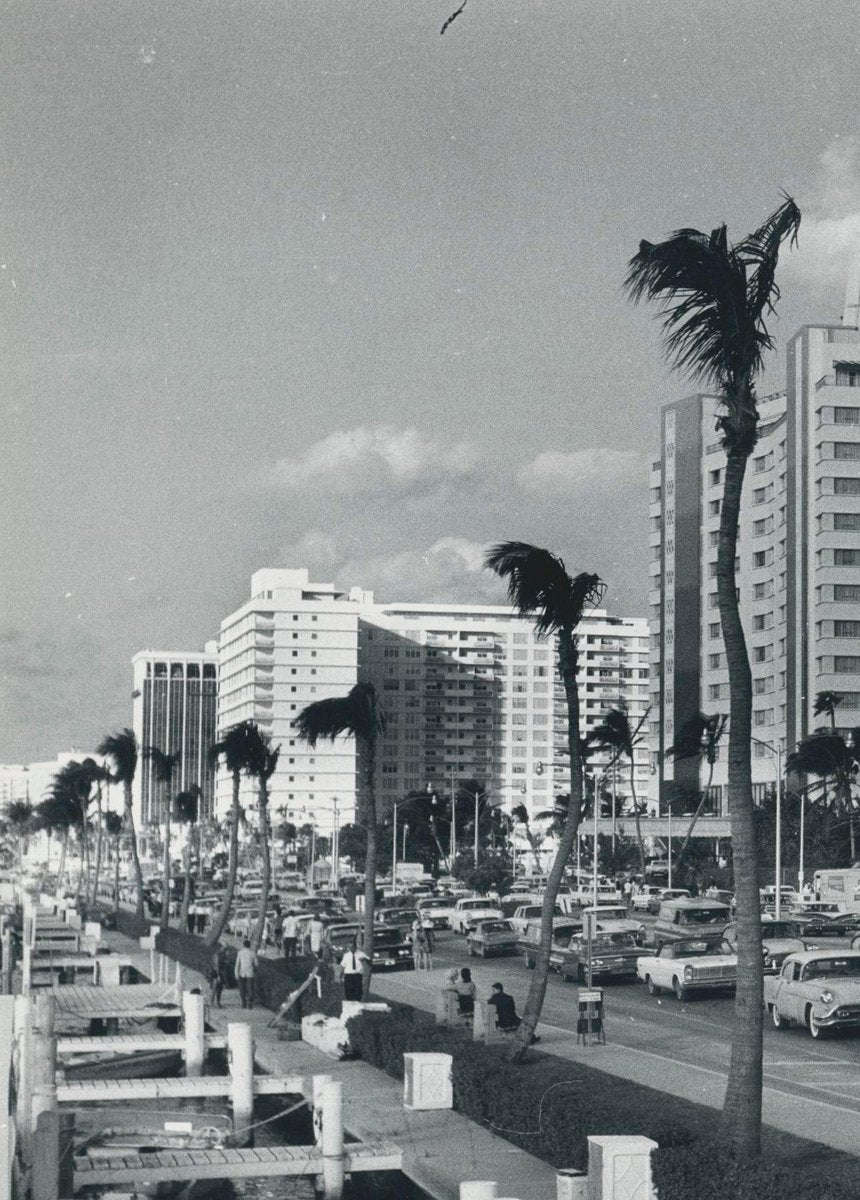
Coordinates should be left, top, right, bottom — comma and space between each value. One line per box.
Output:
650, 270, 860, 809
216, 569, 651, 832
131, 647, 219, 827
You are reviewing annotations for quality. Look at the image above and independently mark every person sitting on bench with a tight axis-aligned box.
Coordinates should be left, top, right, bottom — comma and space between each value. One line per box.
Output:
487, 981, 520, 1031
456, 966, 476, 1016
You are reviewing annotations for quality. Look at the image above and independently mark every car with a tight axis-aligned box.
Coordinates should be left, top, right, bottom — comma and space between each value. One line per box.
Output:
649, 897, 732, 946
580, 905, 645, 942
630, 886, 664, 913
760, 885, 799, 912
374, 908, 419, 935
558, 929, 642, 983
508, 903, 564, 936
518, 920, 583, 972
636, 938, 737, 1000
415, 897, 458, 929
467, 919, 519, 957
764, 950, 860, 1037
788, 903, 860, 938
722, 919, 809, 973
450, 896, 503, 934
324, 921, 414, 970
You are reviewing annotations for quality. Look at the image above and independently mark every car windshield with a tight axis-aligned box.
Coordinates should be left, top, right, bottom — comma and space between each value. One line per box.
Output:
670, 941, 725, 958
418, 899, 450, 910
591, 932, 637, 949
463, 899, 495, 909
762, 922, 800, 938
328, 927, 360, 949
678, 909, 726, 926
803, 958, 860, 980
479, 921, 513, 934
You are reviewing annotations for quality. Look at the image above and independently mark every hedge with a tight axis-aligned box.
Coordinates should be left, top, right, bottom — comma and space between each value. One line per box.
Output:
344, 1008, 859, 1200
93, 902, 150, 941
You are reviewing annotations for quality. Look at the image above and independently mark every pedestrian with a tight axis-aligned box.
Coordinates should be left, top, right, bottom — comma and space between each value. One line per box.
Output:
411, 920, 430, 971
273, 904, 284, 949
340, 938, 369, 1001
308, 915, 326, 959
282, 909, 299, 959
420, 910, 436, 954
487, 982, 540, 1041
234, 938, 257, 1009
208, 946, 227, 1008
196, 902, 208, 935
186, 899, 197, 934
456, 966, 476, 1017
802, 882, 814, 903
623, 879, 633, 910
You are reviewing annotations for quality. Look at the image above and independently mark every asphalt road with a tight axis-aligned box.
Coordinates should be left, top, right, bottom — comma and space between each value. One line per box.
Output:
370, 928, 860, 1126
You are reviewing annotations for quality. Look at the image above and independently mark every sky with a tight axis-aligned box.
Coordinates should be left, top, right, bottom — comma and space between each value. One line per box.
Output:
2, 0, 860, 762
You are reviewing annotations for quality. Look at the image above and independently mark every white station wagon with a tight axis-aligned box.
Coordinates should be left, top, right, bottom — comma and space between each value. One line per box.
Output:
450, 896, 503, 934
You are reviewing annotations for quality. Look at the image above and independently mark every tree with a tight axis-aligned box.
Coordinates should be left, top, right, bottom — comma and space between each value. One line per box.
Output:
35, 792, 78, 894
509, 803, 545, 875
102, 810, 124, 914
144, 747, 180, 930
296, 682, 386, 971
243, 728, 280, 954
173, 787, 201, 930
813, 690, 842, 732
5, 800, 34, 869
664, 712, 728, 877
787, 730, 859, 863
82, 758, 112, 906
486, 541, 603, 1059
49, 760, 101, 902
588, 703, 650, 877
451, 848, 513, 895
206, 721, 259, 948
97, 729, 146, 918
626, 195, 801, 1153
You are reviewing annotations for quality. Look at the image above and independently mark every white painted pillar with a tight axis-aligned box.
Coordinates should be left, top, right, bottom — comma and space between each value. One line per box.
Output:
183, 991, 205, 1077
460, 1184, 498, 1200
320, 1080, 344, 1200
227, 1023, 254, 1145
556, 1168, 588, 1199
1, 928, 12, 994
312, 1074, 332, 1146
174, 962, 184, 1000
13, 996, 33, 1165
587, 1136, 657, 1200
149, 944, 157, 984
22, 940, 31, 997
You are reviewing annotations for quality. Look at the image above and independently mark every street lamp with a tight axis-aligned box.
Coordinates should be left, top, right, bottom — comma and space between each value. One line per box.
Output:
392, 792, 430, 892
751, 736, 784, 918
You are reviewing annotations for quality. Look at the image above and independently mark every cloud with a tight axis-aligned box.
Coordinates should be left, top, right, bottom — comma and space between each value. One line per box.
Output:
784, 137, 860, 295
517, 448, 646, 494
267, 426, 482, 493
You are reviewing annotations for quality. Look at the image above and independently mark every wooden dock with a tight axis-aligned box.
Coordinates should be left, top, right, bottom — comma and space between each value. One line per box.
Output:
50, 983, 180, 1019
73, 1139, 402, 1186
57, 1032, 226, 1054
57, 1074, 304, 1103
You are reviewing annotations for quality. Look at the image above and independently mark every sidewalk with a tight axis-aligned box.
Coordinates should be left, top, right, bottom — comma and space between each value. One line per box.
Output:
98, 928, 558, 1200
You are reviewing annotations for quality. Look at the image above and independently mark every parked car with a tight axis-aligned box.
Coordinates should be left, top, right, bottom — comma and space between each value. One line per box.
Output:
374, 907, 418, 932
630, 886, 664, 913
649, 897, 732, 947
764, 950, 860, 1037
508, 903, 564, 936
325, 921, 414, 970
722, 918, 809, 973
788, 902, 860, 937
450, 896, 503, 934
415, 897, 458, 929
556, 929, 642, 983
518, 920, 583, 972
467, 919, 519, 958
636, 938, 737, 1000
581, 905, 644, 942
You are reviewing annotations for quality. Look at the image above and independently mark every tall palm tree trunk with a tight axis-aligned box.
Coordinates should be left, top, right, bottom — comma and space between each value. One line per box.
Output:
56, 832, 68, 897
160, 799, 172, 930
676, 758, 717, 876
91, 787, 104, 906
361, 729, 379, 997
123, 781, 145, 918
206, 772, 241, 948
627, 758, 647, 877
718, 447, 762, 1154
113, 840, 121, 915
511, 628, 585, 1060
180, 839, 193, 930
252, 784, 272, 954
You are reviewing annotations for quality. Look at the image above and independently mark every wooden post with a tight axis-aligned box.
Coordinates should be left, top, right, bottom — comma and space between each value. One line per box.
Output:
34, 993, 55, 1039
22, 939, 32, 997
31, 1110, 60, 1200
57, 1112, 74, 1200
227, 1023, 254, 1146
183, 991, 205, 1077
13, 996, 33, 1165
174, 962, 184, 1000
312, 1073, 332, 1146
1, 929, 12, 995
320, 1080, 344, 1200
31, 994, 57, 1135
149, 944, 157, 984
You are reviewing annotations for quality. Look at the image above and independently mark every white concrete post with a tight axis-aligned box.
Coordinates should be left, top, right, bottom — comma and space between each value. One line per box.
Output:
1, 929, 12, 994
13, 995, 33, 1165
227, 1023, 254, 1145
320, 1080, 344, 1200
586, 1136, 657, 1200
556, 1167, 588, 1199
174, 962, 184, 1000
21, 940, 32, 997
149, 944, 157, 984
312, 1074, 332, 1146
460, 1184, 498, 1200
34, 993, 55, 1039
183, 991, 205, 1077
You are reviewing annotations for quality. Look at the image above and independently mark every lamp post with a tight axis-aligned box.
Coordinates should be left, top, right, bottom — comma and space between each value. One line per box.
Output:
751, 736, 784, 918
393, 792, 430, 892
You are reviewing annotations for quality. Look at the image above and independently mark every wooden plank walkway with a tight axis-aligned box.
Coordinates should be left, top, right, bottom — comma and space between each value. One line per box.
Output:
73, 1140, 402, 1185
57, 1075, 304, 1102
57, 1032, 227, 1054
51, 983, 180, 1019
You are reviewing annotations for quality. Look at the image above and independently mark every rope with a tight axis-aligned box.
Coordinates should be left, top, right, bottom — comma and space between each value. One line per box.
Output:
482, 1079, 580, 1135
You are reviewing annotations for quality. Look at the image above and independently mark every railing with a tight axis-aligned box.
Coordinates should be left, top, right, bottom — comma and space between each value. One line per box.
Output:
817, 373, 860, 390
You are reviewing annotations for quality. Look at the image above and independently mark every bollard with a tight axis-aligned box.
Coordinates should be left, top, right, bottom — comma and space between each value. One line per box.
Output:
149, 944, 157, 984
556, 1169, 588, 1200
57, 1112, 75, 1200
31, 1109, 60, 1200
227, 1023, 254, 1146
174, 962, 184, 1000
320, 1080, 344, 1200
183, 991, 206, 1077
460, 1184, 498, 1200
312, 1074, 332, 1146
34, 993, 55, 1039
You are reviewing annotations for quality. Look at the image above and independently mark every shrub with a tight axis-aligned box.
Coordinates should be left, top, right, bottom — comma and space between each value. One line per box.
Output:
652, 1142, 856, 1200
94, 903, 149, 941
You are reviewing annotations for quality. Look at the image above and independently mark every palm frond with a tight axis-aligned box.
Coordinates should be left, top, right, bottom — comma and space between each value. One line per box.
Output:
485, 541, 604, 637
97, 728, 138, 784
143, 747, 180, 785
736, 195, 801, 325
813, 690, 842, 721
295, 683, 385, 746
173, 788, 200, 825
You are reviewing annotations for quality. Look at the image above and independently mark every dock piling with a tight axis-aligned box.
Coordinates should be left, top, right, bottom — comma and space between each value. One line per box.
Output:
311, 1073, 332, 1146
228, 1023, 254, 1145
31, 1110, 60, 1200
320, 1080, 344, 1200
183, 991, 205, 1077
13, 995, 33, 1165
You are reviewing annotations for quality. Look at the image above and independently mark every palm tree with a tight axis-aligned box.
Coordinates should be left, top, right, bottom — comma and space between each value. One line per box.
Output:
787, 730, 858, 862
97, 729, 146, 918
626, 196, 800, 1153
664, 712, 728, 876
35, 792, 78, 895
486, 541, 603, 1059
206, 721, 258, 947
5, 800, 34, 870
173, 786, 201, 930
588, 704, 650, 877
813, 690, 842, 733
81, 758, 112, 906
102, 810, 124, 914
296, 683, 386, 967
50, 760, 101, 901
242, 727, 280, 954
144, 748, 180, 929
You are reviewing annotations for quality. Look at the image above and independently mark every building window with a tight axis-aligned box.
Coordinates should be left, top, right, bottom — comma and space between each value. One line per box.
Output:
835, 619, 860, 637
834, 407, 860, 424
708, 684, 722, 700
834, 477, 860, 496
708, 653, 722, 669
709, 468, 722, 486
708, 500, 720, 516
709, 622, 721, 638
834, 656, 860, 673
835, 548, 860, 566
834, 584, 860, 602
753, 646, 771, 663
834, 442, 860, 461
835, 362, 860, 386
834, 512, 860, 531
753, 550, 768, 568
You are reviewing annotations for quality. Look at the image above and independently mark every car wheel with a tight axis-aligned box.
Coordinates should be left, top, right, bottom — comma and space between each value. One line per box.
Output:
673, 977, 687, 1002
807, 1008, 826, 1039
647, 975, 660, 996
772, 1004, 785, 1029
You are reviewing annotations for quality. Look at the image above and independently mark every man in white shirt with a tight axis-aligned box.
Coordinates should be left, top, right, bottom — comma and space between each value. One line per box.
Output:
340, 940, 369, 1000
282, 910, 300, 959
234, 939, 257, 1009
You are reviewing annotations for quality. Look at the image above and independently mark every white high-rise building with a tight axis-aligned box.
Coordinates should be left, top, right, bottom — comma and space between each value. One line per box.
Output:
216, 569, 651, 831
650, 268, 860, 809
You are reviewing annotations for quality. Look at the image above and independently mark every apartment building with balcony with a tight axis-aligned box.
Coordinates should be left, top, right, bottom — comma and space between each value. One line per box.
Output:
131, 647, 219, 826
650, 281, 860, 810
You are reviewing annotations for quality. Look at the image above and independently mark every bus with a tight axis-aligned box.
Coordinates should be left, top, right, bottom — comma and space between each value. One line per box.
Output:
812, 868, 860, 912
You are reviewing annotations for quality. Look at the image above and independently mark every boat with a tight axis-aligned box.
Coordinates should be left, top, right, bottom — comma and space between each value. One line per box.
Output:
61, 1048, 183, 1081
